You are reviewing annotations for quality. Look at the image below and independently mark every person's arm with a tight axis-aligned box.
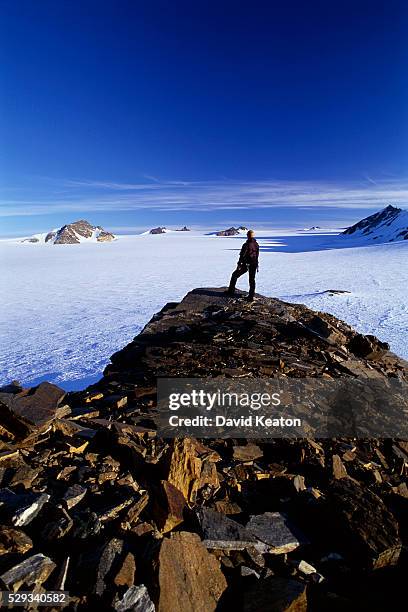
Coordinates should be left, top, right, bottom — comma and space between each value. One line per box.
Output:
238, 243, 247, 264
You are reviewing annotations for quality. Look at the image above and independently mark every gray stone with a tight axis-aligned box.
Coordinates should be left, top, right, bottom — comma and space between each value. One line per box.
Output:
246, 512, 302, 554
0, 554, 56, 591
198, 507, 266, 551
94, 538, 124, 596
12, 492, 50, 527
63, 484, 87, 509
115, 585, 155, 612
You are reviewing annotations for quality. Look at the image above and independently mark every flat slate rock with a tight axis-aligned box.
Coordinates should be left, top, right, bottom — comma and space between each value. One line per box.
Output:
115, 585, 155, 612
246, 512, 302, 554
198, 507, 266, 552
0, 381, 67, 439
0, 553, 56, 591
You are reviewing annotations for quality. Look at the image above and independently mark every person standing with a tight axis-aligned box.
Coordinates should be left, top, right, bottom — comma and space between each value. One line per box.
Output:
226, 230, 259, 301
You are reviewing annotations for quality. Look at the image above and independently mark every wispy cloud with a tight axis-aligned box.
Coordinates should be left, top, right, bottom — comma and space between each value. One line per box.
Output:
1, 176, 408, 217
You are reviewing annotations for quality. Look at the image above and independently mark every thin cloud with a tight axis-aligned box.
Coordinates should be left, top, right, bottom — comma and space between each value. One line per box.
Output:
1, 177, 408, 217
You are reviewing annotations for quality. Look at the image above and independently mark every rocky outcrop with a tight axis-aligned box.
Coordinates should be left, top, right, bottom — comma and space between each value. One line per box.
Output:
52, 220, 115, 244
149, 227, 167, 235
215, 226, 247, 236
0, 288, 407, 610
21, 220, 116, 244
175, 226, 190, 231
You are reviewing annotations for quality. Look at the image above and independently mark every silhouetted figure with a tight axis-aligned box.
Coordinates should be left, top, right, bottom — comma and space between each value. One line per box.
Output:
226, 230, 259, 301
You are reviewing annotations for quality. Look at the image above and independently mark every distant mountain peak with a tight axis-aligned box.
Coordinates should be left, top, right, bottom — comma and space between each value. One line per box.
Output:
342, 205, 408, 243
21, 220, 116, 244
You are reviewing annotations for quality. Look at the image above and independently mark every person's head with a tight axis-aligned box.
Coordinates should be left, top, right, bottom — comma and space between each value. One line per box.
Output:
247, 229, 255, 240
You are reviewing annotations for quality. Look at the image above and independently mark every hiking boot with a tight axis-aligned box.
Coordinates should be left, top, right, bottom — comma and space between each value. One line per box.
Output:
246, 295, 254, 302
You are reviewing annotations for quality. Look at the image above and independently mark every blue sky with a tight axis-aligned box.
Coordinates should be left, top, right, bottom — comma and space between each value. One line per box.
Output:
1, 0, 407, 235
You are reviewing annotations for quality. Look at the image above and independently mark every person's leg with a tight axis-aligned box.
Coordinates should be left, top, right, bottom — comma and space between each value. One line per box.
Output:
248, 264, 256, 299
227, 264, 247, 294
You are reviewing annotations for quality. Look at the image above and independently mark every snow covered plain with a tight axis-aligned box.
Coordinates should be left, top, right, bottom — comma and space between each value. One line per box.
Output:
1, 229, 407, 390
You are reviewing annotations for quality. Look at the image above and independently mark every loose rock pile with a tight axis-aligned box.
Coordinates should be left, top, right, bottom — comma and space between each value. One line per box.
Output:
0, 288, 407, 611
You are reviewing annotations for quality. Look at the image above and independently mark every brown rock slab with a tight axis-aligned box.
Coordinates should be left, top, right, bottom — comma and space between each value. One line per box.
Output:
9, 382, 67, 430
0, 526, 33, 554
152, 480, 185, 533
306, 315, 346, 346
114, 552, 136, 588
332, 454, 348, 479
348, 333, 389, 360
158, 531, 227, 612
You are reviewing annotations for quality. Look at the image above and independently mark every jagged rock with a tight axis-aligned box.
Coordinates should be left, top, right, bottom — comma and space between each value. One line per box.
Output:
0, 526, 33, 554
42, 505, 73, 540
157, 531, 227, 612
332, 455, 348, 479
115, 585, 155, 612
63, 484, 87, 509
305, 315, 346, 346
310, 479, 402, 569
293, 475, 306, 492
348, 333, 389, 360
71, 509, 101, 539
0, 489, 50, 526
9, 463, 40, 488
97, 493, 135, 523
114, 552, 136, 588
216, 226, 246, 236
233, 444, 263, 462
164, 438, 220, 503
45, 231, 56, 242
214, 499, 242, 515
152, 480, 185, 533
149, 227, 167, 234
289, 559, 324, 583
241, 566, 260, 578
0, 553, 56, 591
0, 287, 407, 607
50, 220, 115, 244
246, 512, 302, 554
0, 381, 67, 437
94, 538, 124, 597
54, 418, 96, 439
197, 507, 264, 551
97, 229, 116, 242
243, 576, 307, 612
21, 236, 40, 243
121, 490, 149, 528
